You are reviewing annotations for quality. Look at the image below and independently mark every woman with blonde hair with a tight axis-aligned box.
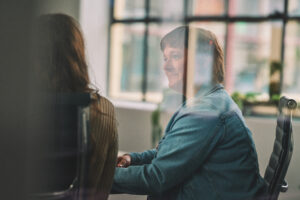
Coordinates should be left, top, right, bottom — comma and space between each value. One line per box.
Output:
113, 26, 267, 200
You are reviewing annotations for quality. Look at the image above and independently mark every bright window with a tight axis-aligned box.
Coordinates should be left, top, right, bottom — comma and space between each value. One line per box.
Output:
108, 0, 300, 106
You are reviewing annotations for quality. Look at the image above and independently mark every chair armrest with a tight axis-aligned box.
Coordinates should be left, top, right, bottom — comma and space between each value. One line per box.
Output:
280, 180, 288, 192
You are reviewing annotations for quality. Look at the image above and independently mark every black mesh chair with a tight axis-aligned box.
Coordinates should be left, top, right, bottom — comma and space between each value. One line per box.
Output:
264, 96, 297, 200
28, 93, 91, 200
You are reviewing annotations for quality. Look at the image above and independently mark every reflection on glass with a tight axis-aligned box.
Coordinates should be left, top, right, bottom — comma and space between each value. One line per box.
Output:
149, 0, 183, 19
288, 0, 300, 16
109, 24, 145, 101
114, 0, 145, 19
283, 22, 300, 101
228, 0, 283, 16
187, 0, 225, 16
186, 23, 226, 99
226, 23, 273, 94
146, 24, 183, 103
189, 22, 226, 48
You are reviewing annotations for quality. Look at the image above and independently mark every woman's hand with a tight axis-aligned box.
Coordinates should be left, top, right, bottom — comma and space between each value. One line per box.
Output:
116, 154, 131, 168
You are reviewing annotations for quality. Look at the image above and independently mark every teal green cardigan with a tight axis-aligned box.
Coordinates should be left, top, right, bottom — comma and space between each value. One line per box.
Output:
112, 84, 267, 200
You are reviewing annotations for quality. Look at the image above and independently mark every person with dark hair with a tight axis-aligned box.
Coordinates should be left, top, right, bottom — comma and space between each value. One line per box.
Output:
37, 14, 118, 200
112, 26, 267, 200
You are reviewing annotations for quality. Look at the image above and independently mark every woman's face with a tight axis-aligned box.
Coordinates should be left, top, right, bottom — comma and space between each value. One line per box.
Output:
163, 45, 185, 93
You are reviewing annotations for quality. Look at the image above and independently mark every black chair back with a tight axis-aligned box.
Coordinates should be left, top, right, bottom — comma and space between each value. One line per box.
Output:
28, 93, 91, 200
264, 96, 297, 200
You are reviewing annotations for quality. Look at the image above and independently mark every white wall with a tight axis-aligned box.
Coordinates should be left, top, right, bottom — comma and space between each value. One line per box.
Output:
80, 0, 110, 96
36, 0, 80, 20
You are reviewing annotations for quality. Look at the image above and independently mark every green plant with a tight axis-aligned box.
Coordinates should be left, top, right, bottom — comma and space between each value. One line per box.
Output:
231, 92, 245, 111
151, 106, 162, 148
269, 61, 282, 98
244, 92, 260, 103
270, 94, 280, 104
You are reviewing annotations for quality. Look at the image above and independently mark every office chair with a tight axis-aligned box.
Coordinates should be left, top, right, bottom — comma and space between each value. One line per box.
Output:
264, 96, 297, 200
29, 93, 91, 200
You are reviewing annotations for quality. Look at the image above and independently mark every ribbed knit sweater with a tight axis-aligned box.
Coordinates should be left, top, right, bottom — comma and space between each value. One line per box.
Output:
87, 94, 118, 200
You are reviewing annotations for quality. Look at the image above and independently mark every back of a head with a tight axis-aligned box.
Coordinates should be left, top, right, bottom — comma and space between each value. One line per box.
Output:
36, 13, 91, 93
30, 14, 94, 194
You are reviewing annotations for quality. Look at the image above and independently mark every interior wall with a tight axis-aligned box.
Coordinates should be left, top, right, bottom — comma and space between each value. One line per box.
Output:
35, 0, 80, 20
80, 0, 110, 95
0, 1, 37, 199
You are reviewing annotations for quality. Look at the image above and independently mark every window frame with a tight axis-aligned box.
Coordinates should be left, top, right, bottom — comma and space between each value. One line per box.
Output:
108, 0, 300, 117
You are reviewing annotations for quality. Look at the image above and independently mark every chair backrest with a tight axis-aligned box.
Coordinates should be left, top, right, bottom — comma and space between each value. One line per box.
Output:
28, 93, 91, 200
264, 96, 297, 200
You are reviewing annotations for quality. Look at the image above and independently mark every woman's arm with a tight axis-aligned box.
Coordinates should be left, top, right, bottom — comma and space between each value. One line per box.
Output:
129, 149, 157, 165
88, 97, 118, 199
112, 111, 224, 195
116, 148, 157, 168
95, 127, 118, 199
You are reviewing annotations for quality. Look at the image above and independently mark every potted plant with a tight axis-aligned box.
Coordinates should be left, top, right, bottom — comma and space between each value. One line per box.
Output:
269, 61, 282, 104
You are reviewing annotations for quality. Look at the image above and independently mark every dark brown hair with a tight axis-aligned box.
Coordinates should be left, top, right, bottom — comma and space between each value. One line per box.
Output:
36, 13, 94, 93
160, 26, 225, 84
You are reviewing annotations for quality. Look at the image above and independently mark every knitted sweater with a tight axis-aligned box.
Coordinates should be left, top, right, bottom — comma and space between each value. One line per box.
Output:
88, 95, 118, 200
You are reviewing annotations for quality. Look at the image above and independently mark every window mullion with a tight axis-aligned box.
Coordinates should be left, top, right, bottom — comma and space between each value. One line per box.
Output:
279, 0, 289, 94
141, 0, 150, 101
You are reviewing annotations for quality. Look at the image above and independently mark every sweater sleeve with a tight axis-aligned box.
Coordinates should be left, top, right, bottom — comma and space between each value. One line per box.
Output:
87, 96, 118, 200
111, 111, 223, 195
129, 149, 157, 165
